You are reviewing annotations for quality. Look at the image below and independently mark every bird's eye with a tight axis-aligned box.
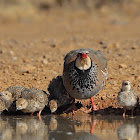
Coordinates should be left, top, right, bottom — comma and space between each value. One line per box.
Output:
124, 83, 128, 85
78, 53, 81, 56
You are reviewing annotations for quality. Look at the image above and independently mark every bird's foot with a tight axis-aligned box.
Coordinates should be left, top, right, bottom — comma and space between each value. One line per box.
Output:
30, 112, 34, 116
123, 111, 126, 119
63, 104, 78, 115
37, 110, 42, 120
83, 107, 92, 114
83, 105, 97, 114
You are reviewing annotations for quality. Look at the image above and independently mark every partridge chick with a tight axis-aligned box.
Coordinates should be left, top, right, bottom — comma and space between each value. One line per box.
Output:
118, 81, 139, 118
16, 88, 48, 118
0, 98, 8, 114
48, 76, 73, 113
0, 86, 27, 112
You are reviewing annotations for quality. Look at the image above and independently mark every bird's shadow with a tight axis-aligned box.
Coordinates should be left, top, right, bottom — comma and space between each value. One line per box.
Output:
92, 105, 140, 116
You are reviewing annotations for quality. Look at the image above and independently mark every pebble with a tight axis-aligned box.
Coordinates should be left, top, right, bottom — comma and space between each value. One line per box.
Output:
119, 64, 127, 69
9, 51, 14, 55
12, 57, 17, 60
23, 58, 29, 63
135, 76, 140, 80
108, 43, 120, 49
39, 57, 48, 65
42, 59, 48, 65
109, 80, 117, 85
18, 64, 36, 73
131, 45, 138, 49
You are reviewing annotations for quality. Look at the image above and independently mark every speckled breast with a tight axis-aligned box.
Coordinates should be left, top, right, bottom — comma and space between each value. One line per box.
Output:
63, 61, 104, 99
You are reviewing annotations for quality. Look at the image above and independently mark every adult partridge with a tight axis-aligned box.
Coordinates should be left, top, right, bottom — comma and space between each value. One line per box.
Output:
118, 81, 139, 118
63, 48, 107, 113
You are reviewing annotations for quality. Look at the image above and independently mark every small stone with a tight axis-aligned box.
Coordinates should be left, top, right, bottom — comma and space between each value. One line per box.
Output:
102, 46, 107, 49
23, 58, 29, 63
99, 41, 104, 45
135, 76, 140, 80
12, 57, 17, 60
42, 59, 48, 65
39, 56, 48, 65
119, 64, 127, 69
18, 64, 36, 73
9, 51, 14, 55
108, 43, 120, 48
131, 45, 138, 49
109, 80, 117, 85
50, 43, 56, 48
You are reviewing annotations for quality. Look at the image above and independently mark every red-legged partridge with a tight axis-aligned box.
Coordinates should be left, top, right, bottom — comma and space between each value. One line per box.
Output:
63, 48, 107, 113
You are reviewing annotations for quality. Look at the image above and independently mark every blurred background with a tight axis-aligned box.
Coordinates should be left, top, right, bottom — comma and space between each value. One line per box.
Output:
0, 0, 140, 21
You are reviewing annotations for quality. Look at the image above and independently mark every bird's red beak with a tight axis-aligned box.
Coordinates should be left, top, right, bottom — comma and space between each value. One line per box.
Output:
81, 53, 87, 58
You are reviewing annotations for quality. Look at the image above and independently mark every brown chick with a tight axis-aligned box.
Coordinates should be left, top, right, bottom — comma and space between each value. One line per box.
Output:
0, 86, 27, 112
0, 98, 8, 114
48, 76, 74, 113
16, 88, 48, 118
0, 91, 13, 112
5, 86, 27, 100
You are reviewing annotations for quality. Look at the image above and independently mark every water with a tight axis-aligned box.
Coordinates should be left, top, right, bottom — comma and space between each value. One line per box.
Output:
0, 114, 139, 140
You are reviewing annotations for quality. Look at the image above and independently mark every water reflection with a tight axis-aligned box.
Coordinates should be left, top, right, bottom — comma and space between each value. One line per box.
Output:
0, 115, 139, 140
117, 120, 139, 140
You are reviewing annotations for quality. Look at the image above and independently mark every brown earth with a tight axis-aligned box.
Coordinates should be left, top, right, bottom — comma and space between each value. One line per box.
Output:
0, 1, 140, 115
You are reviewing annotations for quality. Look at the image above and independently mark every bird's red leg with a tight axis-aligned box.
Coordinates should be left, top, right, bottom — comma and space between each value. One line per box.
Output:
84, 97, 97, 113
30, 112, 34, 116
123, 108, 126, 119
90, 97, 97, 111
90, 119, 96, 134
64, 99, 78, 115
37, 110, 42, 119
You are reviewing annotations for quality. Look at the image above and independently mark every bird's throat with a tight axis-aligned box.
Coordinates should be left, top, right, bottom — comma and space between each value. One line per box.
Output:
75, 57, 91, 70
